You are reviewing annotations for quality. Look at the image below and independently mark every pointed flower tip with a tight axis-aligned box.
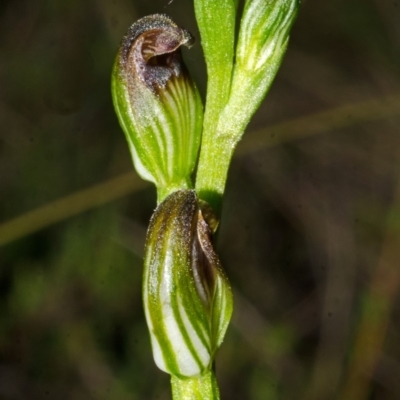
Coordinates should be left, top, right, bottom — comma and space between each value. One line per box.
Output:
237, 0, 300, 72
216, 0, 300, 141
111, 15, 203, 196
143, 190, 233, 378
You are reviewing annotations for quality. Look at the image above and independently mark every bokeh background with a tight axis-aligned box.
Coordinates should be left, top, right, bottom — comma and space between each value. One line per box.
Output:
1, 0, 400, 399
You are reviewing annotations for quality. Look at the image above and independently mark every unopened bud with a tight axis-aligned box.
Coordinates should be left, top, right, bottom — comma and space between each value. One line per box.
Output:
236, 0, 299, 73
217, 0, 300, 138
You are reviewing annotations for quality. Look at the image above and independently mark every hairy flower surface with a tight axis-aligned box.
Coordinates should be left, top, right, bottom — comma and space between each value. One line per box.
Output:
143, 190, 233, 378
112, 15, 203, 201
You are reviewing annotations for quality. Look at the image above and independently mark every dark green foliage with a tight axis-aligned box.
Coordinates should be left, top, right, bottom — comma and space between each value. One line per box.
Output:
1, 0, 400, 399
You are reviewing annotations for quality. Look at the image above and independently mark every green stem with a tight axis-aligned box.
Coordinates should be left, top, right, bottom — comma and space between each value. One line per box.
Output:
193, 0, 237, 215
171, 370, 220, 400
195, 134, 236, 216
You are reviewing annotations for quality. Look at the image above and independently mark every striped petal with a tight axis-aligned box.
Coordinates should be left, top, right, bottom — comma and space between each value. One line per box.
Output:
143, 190, 233, 378
236, 0, 299, 72
216, 0, 300, 142
111, 15, 203, 202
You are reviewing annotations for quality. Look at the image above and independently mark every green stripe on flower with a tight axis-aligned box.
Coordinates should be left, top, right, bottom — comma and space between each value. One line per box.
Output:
143, 190, 233, 378
236, 0, 299, 71
111, 15, 203, 202
217, 0, 300, 140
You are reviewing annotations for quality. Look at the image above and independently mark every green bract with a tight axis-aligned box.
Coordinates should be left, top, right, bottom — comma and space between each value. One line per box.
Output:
111, 15, 203, 202
143, 190, 233, 378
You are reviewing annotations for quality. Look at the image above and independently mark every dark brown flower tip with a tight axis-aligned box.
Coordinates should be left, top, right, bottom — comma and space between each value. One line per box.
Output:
146, 190, 224, 308
119, 14, 194, 93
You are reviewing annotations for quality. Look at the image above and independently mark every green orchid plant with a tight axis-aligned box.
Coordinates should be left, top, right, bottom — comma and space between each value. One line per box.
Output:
111, 1, 300, 399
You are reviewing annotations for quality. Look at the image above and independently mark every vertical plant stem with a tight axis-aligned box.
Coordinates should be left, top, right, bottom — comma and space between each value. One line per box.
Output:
193, 0, 236, 214
193, 0, 236, 126
195, 135, 235, 215
171, 370, 220, 400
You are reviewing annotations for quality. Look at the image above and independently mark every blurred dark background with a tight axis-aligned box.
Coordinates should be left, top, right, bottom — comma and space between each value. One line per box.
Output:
1, 0, 400, 399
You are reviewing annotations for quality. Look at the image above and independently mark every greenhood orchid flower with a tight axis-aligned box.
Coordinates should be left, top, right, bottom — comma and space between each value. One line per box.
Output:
112, 15, 203, 202
143, 190, 233, 378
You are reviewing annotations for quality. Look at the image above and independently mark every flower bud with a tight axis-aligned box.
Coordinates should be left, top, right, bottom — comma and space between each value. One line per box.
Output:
112, 15, 203, 200
217, 0, 300, 139
236, 0, 299, 73
143, 190, 233, 378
